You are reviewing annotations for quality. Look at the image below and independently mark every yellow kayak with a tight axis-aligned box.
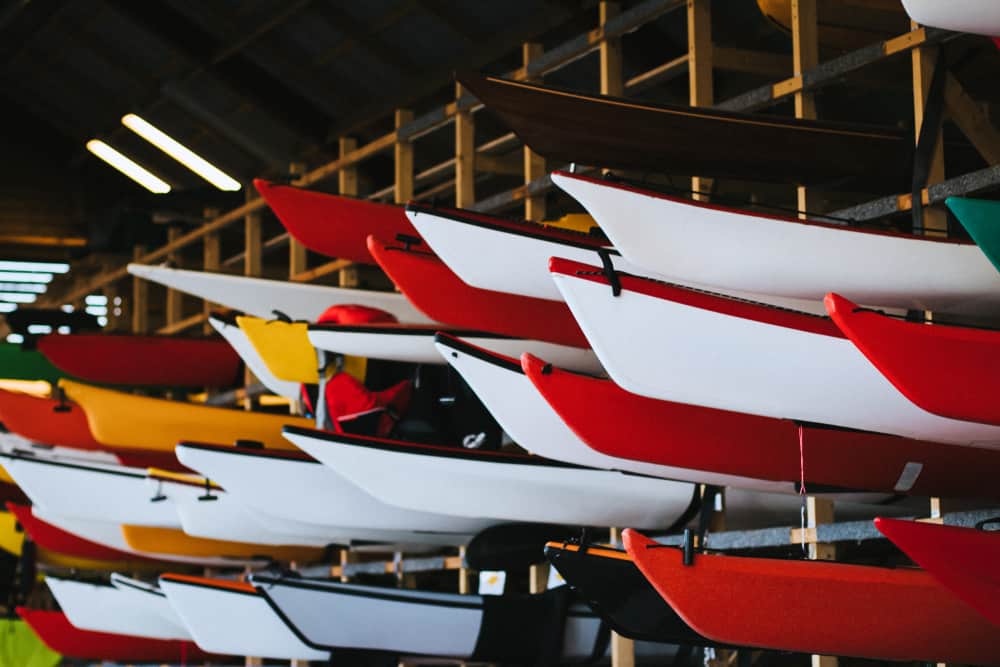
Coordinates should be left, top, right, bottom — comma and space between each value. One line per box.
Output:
0, 380, 50, 398
120, 525, 326, 562
60, 379, 312, 452
236, 316, 365, 383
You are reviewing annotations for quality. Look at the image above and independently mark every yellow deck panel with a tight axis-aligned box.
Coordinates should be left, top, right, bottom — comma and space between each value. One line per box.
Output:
121, 525, 325, 562
237, 316, 366, 384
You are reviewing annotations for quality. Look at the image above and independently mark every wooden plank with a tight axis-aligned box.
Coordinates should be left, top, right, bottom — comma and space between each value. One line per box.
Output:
600, 2, 624, 97
244, 193, 262, 279
131, 245, 147, 334
807, 496, 837, 667
165, 226, 184, 327
0, 235, 86, 247
291, 258, 353, 283
523, 42, 547, 222
944, 72, 1000, 167
687, 0, 713, 200
157, 312, 207, 335
394, 109, 415, 205
338, 137, 359, 197
792, 0, 819, 217
911, 22, 947, 233
454, 82, 476, 208
202, 221, 220, 334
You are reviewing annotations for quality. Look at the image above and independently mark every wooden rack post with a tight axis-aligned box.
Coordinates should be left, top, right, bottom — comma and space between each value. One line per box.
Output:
522, 42, 547, 222
609, 527, 634, 667
600, 2, 624, 97
455, 83, 476, 208
687, 0, 713, 201
792, 0, 818, 217
243, 191, 262, 410
165, 226, 184, 327
203, 207, 221, 334
808, 496, 837, 667
337, 137, 361, 288
131, 245, 148, 334
911, 20, 947, 233
395, 109, 415, 205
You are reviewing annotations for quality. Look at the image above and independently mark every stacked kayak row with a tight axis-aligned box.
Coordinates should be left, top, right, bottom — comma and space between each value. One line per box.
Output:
5, 65, 1000, 664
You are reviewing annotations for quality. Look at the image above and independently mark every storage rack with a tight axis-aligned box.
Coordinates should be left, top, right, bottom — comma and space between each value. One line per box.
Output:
32, 2, 1000, 666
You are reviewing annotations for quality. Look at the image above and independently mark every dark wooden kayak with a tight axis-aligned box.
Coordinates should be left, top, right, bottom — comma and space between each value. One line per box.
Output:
460, 72, 908, 187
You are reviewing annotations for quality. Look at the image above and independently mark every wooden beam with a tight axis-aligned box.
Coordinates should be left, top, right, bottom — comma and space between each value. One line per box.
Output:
0, 235, 86, 247
202, 209, 220, 334
793, 0, 819, 217
600, 2, 624, 97
523, 42, 547, 221
394, 109, 415, 204
291, 258, 353, 283
687, 0, 713, 200
712, 46, 789, 78
454, 82, 476, 208
944, 73, 1000, 166
911, 24, 947, 233
157, 312, 207, 335
165, 226, 184, 327
807, 496, 837, 667
337, 137, 360, 288
131, 245, 147, 334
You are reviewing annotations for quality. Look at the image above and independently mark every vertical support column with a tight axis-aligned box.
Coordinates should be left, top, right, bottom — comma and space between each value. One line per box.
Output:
911, 21, 947, 234
338, 137, 361, 289
687, 0, 714, 201
528, 562, 549, 594
522, 42, 547, 222
394, 109, 415, 205
289, 163, 308, 279
792, 0, 818, 217
609, 527, 635, 667
244, 191, 262, 411
203, 208, 221, 334
131, 245, 148, 334
807, 497, 837, 667
165, 226, 183, 327
455, 83, 476, 208
600, 2, 623, 97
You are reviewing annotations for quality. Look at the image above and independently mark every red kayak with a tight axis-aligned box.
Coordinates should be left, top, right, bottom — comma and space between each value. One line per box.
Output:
876, 517, 1000, 628
623, 529, 1000, 664
17, 608, 219, 663
521, 353, 1000, 499
0, 389, 102, 450
37, 333, 242, 387
254, 178, 416, 264
367, 235, 589, 348
0, 389, 186, 471
6, 503, 156, 564
827, 292, 1000, 426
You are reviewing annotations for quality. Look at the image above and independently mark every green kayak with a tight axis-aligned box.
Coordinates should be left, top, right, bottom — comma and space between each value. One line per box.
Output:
947, 196, 1000, 273
0, 343, 65, 383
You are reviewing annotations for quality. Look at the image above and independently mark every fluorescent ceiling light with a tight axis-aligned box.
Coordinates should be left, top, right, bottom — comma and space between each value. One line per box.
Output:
85, 306, 107, 316
6, 333, 23, 344
0, 303, 17, 313
27, 324, 52, 335
0, 261, 68, 273
60, 304, 74, 313
86, 139, 171, 194
0, 271, 52, 283
0, 283, 47, 293
122, 114, 241, 192
85, 295, 108, 305
0, 292, 37, 303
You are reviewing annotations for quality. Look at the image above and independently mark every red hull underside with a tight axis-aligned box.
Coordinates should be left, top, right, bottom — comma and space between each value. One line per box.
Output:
0, 389, 187, 471
367, 236, 589, 348
521, 353, 1000, 499
827, 293, 1000, 426
37, 334, 241, 387
624, 530, 1000, 664
254, 178, 416, 264
6, 503, 156, 564
17, 608, 221, 662
876, 517, 1000, 628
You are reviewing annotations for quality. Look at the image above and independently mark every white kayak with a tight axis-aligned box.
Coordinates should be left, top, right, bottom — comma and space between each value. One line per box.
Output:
902, 0, 1000, 36
0, 451, 180, 528
127, 263, 436, 324
406, 203, 827, 315
283, 426, 696, 528
250, 575, 673, 661
45, 575, 190, 640
175, 442, 494, 545
30, 506, 265, 568
551, 257, 1000, 447
208, 315, 299, 399
159, 574, 328, 661
551, 171, 1000, 315
307, 322, 603, 373
144, 471, 333, 547
433, 333, 799, 494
